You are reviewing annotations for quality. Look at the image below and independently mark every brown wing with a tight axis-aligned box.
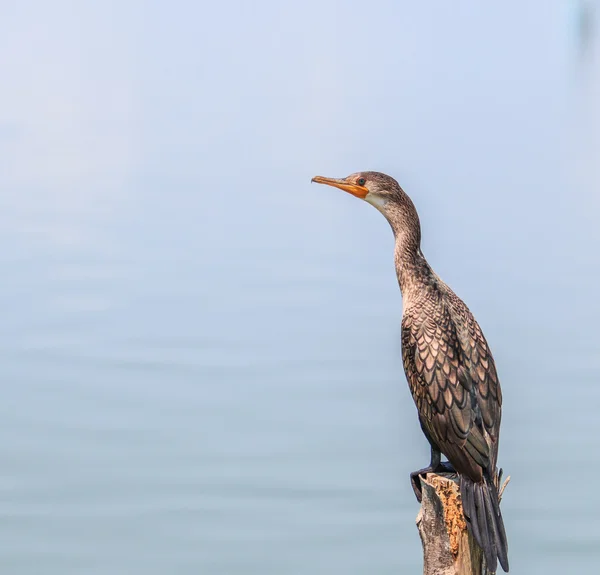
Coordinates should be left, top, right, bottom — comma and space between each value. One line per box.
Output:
451, 296, 503, 470
401, 291, 502, 482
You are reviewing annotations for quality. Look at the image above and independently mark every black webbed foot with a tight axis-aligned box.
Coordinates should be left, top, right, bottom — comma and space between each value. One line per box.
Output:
410, 461, 456, 502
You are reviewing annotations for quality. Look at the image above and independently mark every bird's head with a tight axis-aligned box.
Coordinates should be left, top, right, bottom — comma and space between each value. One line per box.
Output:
311, 171, 421, 241
311, 171, 407, 215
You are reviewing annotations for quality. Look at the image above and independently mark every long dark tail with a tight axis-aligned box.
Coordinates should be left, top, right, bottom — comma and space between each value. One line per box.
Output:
460, 472, 509, 573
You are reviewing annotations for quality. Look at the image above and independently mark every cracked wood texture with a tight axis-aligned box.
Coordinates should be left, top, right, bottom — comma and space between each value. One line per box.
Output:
417, 474, 488, 575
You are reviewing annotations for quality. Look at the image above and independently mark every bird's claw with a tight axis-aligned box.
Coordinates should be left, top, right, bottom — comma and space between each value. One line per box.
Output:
410, 461, 457, 503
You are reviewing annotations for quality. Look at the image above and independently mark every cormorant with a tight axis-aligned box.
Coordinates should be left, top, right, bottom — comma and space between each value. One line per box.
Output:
311, 171, 509, 573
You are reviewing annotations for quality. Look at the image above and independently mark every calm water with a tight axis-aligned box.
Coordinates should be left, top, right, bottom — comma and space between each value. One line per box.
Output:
1, 3, 599, 574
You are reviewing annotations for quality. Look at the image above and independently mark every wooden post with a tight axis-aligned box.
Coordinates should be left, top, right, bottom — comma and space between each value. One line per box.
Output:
415, 472, 509, 575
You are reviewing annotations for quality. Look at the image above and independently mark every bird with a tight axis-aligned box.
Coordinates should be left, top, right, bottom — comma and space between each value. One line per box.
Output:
311, 171, 509, 573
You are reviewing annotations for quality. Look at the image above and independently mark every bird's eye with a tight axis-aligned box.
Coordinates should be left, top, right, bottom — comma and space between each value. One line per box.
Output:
357, 178, 366, 186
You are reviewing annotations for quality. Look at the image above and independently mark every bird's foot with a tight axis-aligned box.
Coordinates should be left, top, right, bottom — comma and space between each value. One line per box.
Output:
410, 461, 456, 503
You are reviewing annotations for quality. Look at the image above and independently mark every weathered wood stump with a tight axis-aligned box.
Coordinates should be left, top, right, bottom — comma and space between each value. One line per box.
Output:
416, 472, 509, 575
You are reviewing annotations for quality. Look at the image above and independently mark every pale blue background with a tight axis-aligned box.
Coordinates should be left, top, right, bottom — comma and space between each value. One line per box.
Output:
1, 1, 599, 573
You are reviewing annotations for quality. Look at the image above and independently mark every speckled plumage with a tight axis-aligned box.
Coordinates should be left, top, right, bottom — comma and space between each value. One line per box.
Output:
385, 173, 509, 573
311, 170, 509, 573
400, 268, 502, 483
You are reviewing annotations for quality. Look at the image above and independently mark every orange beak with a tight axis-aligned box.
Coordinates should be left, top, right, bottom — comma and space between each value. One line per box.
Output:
311, 176, 369, 199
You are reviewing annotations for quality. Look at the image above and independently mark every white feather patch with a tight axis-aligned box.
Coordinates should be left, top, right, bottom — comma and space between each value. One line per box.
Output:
364, 192, 388, 214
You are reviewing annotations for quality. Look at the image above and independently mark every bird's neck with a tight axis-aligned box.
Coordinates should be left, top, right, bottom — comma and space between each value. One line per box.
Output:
391, 222, 434, 300
394, 234, 432, 295
379, 197, 435, 301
